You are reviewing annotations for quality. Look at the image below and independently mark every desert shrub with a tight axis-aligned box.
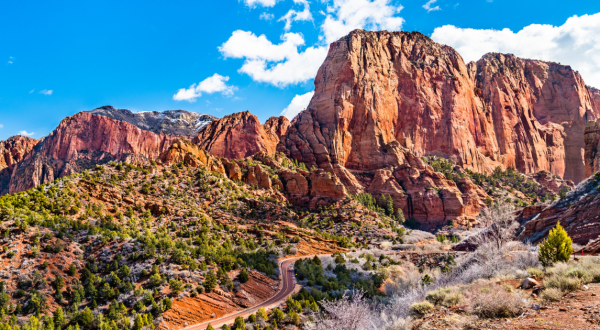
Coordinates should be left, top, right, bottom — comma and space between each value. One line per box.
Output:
466, 283, 525, 318
538, 222, 573, 267
540, 288, 562, 304
426, 287, 462, 307
526, 268, 544, 279
409, 301, 434, 315
545, 274, 581, 292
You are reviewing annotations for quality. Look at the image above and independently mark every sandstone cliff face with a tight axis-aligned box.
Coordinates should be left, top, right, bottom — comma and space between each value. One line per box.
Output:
585, 120, 600, 178
472, 54, 598, 183
193, 111, 288, 159
0, 136, 39, 195
0, 136, 38, 171
279, 30, 599, 184
5, 112, 177, 195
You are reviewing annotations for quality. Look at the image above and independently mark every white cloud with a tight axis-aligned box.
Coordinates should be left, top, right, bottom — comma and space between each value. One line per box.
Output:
220, 30, 305, 62
260, 12, 274, 20
173, 73, 236, 102
279, 0, 313, 31
431, 13, 600, 87
39, 89, 53, 95
19, 131, 34, 136
281, 91, 314, 119
29, 89, 35, 94
321, 0, 404, 44
220, 31, 328, 86
423, 0, 440, 12
244, 0, 280, 7
0, 124, 3, 129
7, 61, 13, 64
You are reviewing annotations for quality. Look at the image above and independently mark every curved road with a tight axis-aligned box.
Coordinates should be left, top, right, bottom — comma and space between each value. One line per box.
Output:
183, 257, 303, 330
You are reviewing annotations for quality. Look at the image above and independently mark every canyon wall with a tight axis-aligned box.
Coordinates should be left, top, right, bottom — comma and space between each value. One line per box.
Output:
279, 30, 599, 184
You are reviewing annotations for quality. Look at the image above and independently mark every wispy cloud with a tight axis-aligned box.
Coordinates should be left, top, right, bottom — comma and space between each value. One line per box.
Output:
279, 0, 312, 31
7, 56, 13, 64
39, 89, 53, 95
29, 89, 35, 94
244, 0, 280, 7
0, 124, 3, 129
19, 130, 34, 136
423, 0, 441, 12
260, 12, 274, 20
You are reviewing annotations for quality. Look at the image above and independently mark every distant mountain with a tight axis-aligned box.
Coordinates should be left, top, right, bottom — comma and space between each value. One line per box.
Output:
88, 105, 218, 136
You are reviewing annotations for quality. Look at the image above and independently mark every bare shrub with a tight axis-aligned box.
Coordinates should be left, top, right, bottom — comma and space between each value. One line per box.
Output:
380, 242, 393, 251
409, 301, 434, 316
540, 288, 562, 304
306, 291, 380, 330
465, 282, 526, 318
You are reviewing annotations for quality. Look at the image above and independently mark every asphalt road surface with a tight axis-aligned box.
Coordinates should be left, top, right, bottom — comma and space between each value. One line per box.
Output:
183, 257, 302, 330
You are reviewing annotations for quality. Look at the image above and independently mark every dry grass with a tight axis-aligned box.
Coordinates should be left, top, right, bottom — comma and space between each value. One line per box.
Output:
526, 267, 544, 279
545, 275, 581, 292
465, 281, 526, 318
540, 288, 563, 304
426, 287, 463, 307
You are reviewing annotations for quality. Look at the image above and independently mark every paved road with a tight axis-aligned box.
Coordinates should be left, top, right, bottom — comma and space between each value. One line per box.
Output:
183, 257, 302, 330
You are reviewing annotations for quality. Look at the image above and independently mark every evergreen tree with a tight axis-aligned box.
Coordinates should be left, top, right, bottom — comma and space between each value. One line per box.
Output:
203, 269, 217, 292
539, 221, 573, 267
206, 324, 215, 330
238, 268, 249, 283
232, 317, 245, 330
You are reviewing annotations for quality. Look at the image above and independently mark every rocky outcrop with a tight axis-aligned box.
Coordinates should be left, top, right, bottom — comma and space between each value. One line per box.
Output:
263, 116, 290, 140
0, 135, 38, 171
193, 111, 287, 159
89, 105, 217, 136
279, 30, 599, 184
4, 112, 178, 195
0, 136, 39, 195
159, 139, 225, 174
585, 120, 600, 178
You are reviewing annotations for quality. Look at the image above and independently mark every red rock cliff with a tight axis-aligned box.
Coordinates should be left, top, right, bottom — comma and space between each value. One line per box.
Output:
279, 30, 600, 183
0, 136, 38, 171
193, 111, 289, 159
5, 112, 177, 194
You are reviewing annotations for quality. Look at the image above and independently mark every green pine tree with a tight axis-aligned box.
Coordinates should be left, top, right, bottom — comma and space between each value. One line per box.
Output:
539, 221, 573, 267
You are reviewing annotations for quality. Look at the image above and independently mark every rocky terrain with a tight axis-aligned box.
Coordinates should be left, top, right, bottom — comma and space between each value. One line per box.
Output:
89, 106, 217, 136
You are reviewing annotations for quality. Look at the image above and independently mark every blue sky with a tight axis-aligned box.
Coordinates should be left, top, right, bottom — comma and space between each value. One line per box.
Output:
1, 0, 600, 140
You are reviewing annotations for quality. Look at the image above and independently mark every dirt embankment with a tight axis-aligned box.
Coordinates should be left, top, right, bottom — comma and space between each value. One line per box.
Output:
158, 270, 278, 330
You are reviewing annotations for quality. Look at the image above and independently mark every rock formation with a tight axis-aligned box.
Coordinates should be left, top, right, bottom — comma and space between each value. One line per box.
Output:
0, 135, 38, 171
159, 139, 225, 174
585, 120, 600, 178
89, 105, 217, 136
0, 136, 39, 196
193, 111, 288, 159
4, 112, 178, 195
279, 30, 599, 184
